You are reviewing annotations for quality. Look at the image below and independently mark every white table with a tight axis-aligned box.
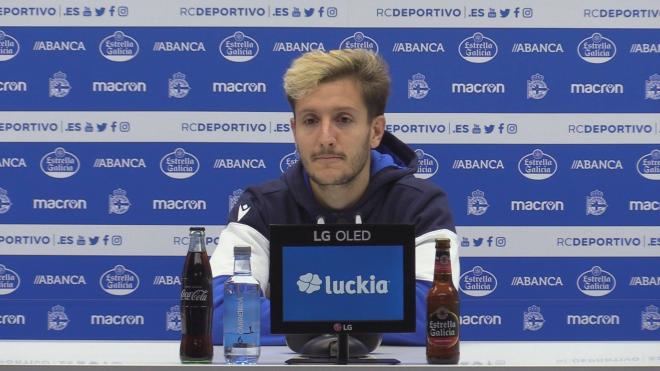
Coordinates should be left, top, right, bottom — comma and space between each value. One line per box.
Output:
0, 341, 658, 370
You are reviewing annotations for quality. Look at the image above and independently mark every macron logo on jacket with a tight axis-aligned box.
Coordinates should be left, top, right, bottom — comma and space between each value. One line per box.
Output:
237, 204, 251, 221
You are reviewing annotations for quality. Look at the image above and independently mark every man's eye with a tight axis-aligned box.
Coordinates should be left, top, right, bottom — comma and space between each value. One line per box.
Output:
337, 116, 353, 124
302, 117, 318, 126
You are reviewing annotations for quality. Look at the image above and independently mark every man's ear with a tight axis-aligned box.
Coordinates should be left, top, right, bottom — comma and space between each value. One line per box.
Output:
370, 115, 385, 148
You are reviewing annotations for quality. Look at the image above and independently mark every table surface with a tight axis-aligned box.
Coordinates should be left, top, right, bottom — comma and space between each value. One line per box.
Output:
0, 341, 659, 370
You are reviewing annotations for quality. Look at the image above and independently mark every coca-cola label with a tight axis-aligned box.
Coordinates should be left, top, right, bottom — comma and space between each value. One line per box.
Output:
181, 288, 208, 301
428, 307, 459, 347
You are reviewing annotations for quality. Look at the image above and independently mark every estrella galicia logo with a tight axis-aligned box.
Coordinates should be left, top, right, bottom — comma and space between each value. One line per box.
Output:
578, 33, 616, 64
168, 72, 190, 98
518, 149, 557, 180
219, 31, 259, 62
108, 188, 131, 215
99, 31, 139, 62
339, 32, 379, 53
467, 189, 489, 216
99, 264, 140, 296
166, 305, 181, 331
458, 32, 498, 63
642, 305, 660, 331
0, 188, 12, 214
228, 188, 244, 213
408, 73, 430, 99
0, 30, 20, 61
49, 71, 71, 98
636, 149, 660, 180
0, 264, 20, 295
414, 149, 438, 179
297, 273, 322, 294
40, 147, 80, 178
577, 266, 616, 297
645, 74, 660, 100
279, 150, 299, 173
159, 148, 199, 179
523, 305, 545, 331
47, 305, 69, 331
527, 73, 549, 100
586, 190, 608, 216
459, 266, 497, 297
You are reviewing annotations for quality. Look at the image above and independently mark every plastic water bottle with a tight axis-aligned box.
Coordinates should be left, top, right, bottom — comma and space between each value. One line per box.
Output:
223, 245, 260, 364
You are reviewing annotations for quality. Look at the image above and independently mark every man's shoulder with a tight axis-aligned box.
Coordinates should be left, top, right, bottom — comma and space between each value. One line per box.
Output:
391, 173, 445, 196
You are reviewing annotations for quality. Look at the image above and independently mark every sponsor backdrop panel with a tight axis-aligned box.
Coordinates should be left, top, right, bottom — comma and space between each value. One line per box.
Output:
0, 0, 659, 340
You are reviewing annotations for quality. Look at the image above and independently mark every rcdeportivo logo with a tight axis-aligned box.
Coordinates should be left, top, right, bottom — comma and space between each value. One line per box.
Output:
642, 305, 660, 331
408, 73, 430, 99
109, 188, 131, 215
48, 71, 71, 98
47, 305, 69, 331
467, 189, 489, 216
645, 74, 660, 100
586, 190, 608, 216
169, 72, 190, 98
527, 73, 549, 100
166, 305, 181, 331
0, 188, 11, 214
523, 305, 545, 331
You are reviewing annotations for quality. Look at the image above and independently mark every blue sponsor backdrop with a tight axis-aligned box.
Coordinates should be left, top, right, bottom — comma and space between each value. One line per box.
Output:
0, 11, 659, 340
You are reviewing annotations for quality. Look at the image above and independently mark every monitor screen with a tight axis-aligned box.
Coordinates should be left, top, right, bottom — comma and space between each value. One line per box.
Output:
269, 224, 415, 334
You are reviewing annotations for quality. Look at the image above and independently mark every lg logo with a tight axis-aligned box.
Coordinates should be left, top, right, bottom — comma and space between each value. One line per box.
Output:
333, 323, 352, 332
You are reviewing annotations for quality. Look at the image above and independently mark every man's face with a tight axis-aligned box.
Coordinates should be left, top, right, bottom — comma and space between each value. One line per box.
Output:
291, 78, 384, 188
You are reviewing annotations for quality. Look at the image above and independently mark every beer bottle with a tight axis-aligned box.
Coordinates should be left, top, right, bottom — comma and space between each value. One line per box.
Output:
180, 227, 213, 363
426, 238, 460, 364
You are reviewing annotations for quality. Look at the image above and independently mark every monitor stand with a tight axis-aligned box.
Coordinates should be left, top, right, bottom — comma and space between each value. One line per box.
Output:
285, 333, 400, 365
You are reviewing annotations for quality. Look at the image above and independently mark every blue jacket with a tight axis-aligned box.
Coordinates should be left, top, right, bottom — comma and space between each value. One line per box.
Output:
210, 131, 458, 345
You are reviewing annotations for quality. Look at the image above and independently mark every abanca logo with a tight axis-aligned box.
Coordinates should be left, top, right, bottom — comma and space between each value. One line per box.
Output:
297, 272, 389, 295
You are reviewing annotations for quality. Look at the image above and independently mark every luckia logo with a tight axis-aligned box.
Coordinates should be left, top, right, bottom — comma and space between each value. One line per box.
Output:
47, 305, 69, 331
414, 149, 438, 179
219, 31, 259, 62
40, 147, 80, 178
577, 32, 616, 64
99, 31, 139, 62
339, 32, 379, 53
518, 149, 557, 180
586, 190, 608, 216
297, 273, 322, 294
99, 264, 140, 296
297, 272, 389, 295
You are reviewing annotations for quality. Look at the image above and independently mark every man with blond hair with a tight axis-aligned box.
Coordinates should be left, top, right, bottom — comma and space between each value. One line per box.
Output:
211, 49, 458, 346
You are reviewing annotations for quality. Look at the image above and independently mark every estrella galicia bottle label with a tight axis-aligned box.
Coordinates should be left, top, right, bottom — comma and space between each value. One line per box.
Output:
428, 307, 459, 347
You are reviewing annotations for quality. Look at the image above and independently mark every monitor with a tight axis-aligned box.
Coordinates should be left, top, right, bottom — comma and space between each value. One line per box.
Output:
269, 224, 416, 363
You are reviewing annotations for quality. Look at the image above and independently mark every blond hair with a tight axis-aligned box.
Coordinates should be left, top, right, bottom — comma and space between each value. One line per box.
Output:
283, 49, 390, 119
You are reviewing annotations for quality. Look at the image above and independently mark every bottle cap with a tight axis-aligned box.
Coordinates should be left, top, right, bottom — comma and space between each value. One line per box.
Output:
234, 245, 251, 256
435, 238, 451, 249
189, 226, 205, 232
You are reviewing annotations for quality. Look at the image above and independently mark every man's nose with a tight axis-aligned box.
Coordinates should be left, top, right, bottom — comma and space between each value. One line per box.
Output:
318, 119, 336, 146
